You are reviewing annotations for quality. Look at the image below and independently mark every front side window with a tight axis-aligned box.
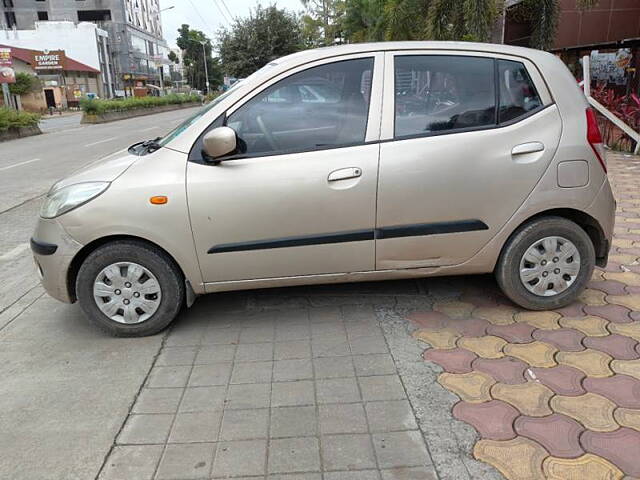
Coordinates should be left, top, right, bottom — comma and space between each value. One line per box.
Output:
227, 58, 374, 156
498, 59, 543, 123
394, 55, 496, 138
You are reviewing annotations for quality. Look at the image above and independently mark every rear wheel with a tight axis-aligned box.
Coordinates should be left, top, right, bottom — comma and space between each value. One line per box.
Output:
496, 216, 595, 310
76, 240, 184, 337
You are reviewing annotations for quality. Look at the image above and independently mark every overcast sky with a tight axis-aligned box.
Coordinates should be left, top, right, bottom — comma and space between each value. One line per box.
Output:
159, 0, 305, 48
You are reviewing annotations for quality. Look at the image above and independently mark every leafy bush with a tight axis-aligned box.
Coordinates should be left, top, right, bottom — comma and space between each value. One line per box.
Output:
591, 83, 640, 153
80, 94, 201, 115
0, 107, 40, 131
9, 73, 41, 96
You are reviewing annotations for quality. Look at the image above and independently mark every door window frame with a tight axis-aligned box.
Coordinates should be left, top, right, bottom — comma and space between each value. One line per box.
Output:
189, 52, 384, 164
381, 50, 553, 142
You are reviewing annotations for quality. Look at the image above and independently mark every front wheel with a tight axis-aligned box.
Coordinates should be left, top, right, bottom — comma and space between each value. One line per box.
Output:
495, 216, 595, 310
76, 240, 184, 337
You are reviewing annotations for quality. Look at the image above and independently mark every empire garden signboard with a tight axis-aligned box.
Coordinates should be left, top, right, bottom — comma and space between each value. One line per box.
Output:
32, 50, 67, 70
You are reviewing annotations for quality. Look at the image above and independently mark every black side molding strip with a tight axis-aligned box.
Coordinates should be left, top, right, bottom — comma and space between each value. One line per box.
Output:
208, 229, 375, 254
376, 220, 489, 239
30, 238, 58, 256
208, 219, 488, 254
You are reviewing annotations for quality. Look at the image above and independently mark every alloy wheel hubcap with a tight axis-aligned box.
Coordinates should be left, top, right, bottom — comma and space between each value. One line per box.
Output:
519, 236, 580, 297
93, 262, 161, 324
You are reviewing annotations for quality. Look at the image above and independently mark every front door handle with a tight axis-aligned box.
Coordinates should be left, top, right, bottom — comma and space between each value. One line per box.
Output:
328, 167, 362, 182
512, 142, 545, 155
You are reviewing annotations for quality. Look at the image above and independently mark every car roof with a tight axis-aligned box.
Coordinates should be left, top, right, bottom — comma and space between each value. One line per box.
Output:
273, 41, 555, 69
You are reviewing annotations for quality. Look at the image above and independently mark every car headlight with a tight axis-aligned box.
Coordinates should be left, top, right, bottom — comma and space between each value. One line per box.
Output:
40, 182, 110, 219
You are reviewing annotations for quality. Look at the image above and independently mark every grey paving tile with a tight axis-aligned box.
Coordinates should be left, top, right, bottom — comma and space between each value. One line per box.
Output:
168, 411, 222, 443
274, 340, 312, 360
155, 346, 198, 366
239, 326, 275, 343
349, 335, 389, 355
316, 378, 361, 404
380, 467, 438, 479
313, 356, 355, 379
345, 322, 384, 338
353, 354, 397, 377
225, 383, 271, 409
270, 406, 317, 438
341, 304, 375, 322
219, 408, 269, 440
179, 386, 226, 412
236, 342, 274, 362
194, 345, 236, 364
311, 336, 350, 357
132, 388, 182, 414
273, 359, 313, 382
165, 329, 202, 347
99, 445, 163, 480
117, 414, 173, 445
365, 400, 418, 432
212, 439, 267, 477
269, 437, 320, 474
271, 380, 315, 407
318, 403, 368, 434
372, 432, 430, 469
269, 474, 322, 480
309, 306, 341, 323
231, 361, 273, 384
358, 375, 406, 402
321, 434, 377, 471
201, 328, 240, 345
325, 471, 380, 480
276, 324, 311, 341
310, 322, 346, 338
188, 363, 233, 387
156, 442, 216, 479
146, 366, 191, 389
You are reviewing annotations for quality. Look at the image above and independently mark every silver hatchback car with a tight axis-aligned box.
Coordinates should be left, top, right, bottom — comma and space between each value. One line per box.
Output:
32, 42, 615, 337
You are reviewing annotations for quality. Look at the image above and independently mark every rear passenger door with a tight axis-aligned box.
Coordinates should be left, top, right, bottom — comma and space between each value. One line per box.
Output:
376, 51, 562, 270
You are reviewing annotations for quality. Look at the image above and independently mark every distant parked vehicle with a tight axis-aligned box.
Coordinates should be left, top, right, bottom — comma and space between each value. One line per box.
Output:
32, 41, 615, 336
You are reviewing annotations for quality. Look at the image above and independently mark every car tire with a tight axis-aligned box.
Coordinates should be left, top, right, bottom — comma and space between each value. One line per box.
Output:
76, 240, 184, 337
495, 216, 595, 311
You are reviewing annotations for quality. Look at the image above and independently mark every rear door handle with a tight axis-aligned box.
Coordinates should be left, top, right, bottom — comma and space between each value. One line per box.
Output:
512, 142, 545, 155
328, 167, 362, 182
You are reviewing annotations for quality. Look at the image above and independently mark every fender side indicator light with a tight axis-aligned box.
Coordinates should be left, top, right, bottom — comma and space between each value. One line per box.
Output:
150, 196, 168, 205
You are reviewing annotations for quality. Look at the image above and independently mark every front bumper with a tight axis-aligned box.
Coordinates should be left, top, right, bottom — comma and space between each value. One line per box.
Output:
31, 217, 83, 303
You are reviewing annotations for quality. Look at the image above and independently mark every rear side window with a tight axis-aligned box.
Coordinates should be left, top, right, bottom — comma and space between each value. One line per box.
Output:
498, 59, 543, 124
394, 55, 496, 138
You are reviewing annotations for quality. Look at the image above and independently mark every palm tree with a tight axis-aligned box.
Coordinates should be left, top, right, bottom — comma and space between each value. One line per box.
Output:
337, 0, 598, 50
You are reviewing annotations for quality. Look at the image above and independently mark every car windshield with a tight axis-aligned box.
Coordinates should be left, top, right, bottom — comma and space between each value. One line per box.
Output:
157, 91, 230, 147
157, 62, 278, 147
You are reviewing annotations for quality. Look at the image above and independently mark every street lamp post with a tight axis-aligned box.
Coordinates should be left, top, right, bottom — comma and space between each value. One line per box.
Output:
200, 40, 210, 96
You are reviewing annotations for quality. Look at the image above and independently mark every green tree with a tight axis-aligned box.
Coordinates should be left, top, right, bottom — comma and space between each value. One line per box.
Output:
218, 5, 303, 78
342, 0, 386, 43
176, 25, 223, 92
300, 0, 345, 46
9, 72, 41, 96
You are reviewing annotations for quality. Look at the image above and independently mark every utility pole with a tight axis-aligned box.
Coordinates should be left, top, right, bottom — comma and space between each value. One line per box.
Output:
2, 83, 13, 109
200, 40, 210, 96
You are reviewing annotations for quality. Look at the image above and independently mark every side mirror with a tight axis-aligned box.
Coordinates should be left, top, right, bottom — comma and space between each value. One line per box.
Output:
203, 126, 237, 160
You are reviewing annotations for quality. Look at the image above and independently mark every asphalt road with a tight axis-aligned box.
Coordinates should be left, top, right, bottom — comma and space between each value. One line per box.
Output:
0, 106, 200, 479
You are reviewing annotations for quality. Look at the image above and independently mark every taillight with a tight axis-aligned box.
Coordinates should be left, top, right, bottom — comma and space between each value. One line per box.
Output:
586, 108, 607, 173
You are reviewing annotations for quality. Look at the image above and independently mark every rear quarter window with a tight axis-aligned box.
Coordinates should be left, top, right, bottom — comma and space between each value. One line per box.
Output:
498, 59, 543, 124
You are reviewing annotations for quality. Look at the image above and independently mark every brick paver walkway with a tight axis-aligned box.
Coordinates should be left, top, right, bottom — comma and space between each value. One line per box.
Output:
98, 152, 638, 480
410, 152, 640, 480
101, 301, 440, 480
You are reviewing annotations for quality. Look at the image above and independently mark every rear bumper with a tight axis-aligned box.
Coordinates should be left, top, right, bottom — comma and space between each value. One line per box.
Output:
31, 217, 83, 303
586, 178, 616, 267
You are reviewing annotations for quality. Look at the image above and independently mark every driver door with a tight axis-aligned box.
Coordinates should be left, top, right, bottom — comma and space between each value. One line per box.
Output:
187, 54, 383, 287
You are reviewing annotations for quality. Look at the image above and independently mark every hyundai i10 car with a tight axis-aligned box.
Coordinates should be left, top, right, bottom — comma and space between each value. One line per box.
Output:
31, 42, 615, 336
